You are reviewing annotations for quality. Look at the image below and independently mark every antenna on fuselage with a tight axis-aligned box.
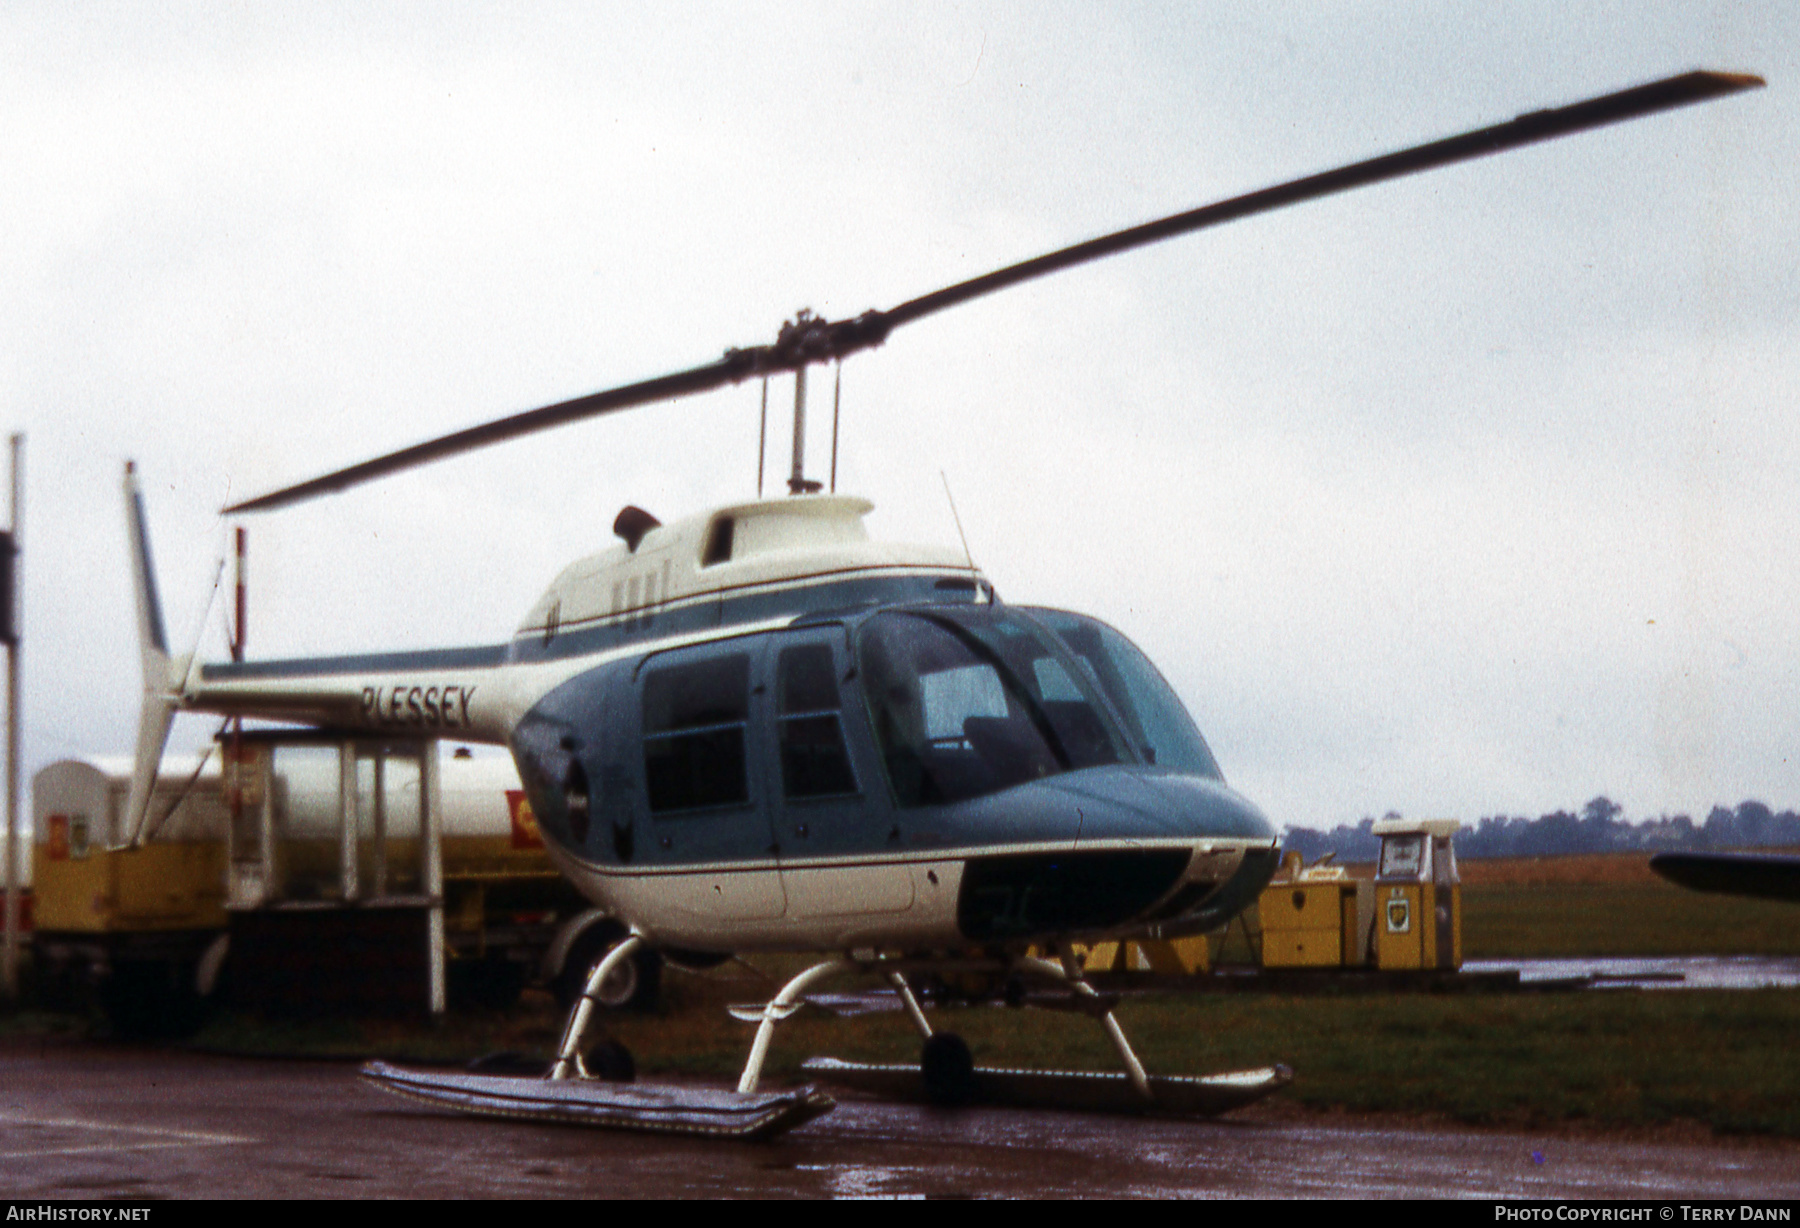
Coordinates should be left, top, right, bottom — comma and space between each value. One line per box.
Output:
941, 470, 977, 574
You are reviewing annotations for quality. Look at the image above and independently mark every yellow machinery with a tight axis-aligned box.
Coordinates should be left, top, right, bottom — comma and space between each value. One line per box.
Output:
1256, 852, 1371, 968
1071, 827, 1462, 977
1076, 935, 1210, 976
32, 756, 231, 1034
1371, 818, 1462, 971
34, 760, 229, 936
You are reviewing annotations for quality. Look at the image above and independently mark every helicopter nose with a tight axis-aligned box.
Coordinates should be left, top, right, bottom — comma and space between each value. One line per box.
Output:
1148, 772, 1276, 842
953, 768, 1279, 944
1042, 767, 1276, 844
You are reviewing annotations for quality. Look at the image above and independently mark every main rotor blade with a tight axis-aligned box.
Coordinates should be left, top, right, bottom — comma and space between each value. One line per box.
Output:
224, 354, 752, 513
226, 69, 1759, 515
880, 70, 1762, 330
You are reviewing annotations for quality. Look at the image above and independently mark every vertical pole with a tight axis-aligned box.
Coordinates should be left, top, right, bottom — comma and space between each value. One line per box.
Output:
788, 367, 807, 494
338, 742, 359, 903
232, 528, 246, 662
257, 746, 275, 905
371, 753, 387, 897
421, 742, 444, 1016
2, 435, 19, 1002
829, 363, 841, 494
229, 528, 244, 906
756, 378, 768, 499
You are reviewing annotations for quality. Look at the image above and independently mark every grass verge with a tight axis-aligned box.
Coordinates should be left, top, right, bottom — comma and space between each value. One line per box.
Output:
124, 966, 1800, 1140
1462, 883, 1800, 958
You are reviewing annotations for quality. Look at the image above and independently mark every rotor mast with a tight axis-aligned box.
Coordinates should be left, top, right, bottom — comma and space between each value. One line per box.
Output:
788, 364, 820, 495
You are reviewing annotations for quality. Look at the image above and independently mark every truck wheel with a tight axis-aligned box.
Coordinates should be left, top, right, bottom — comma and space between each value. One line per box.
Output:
449, 957, 527, 1011
921, 1032, 977, 1106
554, 923, 662, 1012
587, 1038, 636, 1083
100, 960, 207, 1040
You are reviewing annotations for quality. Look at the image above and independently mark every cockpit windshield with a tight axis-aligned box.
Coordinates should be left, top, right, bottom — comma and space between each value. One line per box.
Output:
856, 608, 1133, 807
1027, 607, 1223, 780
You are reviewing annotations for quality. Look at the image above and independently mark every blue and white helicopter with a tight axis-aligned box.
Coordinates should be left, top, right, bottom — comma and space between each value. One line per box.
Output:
124, 70, 1759, 1138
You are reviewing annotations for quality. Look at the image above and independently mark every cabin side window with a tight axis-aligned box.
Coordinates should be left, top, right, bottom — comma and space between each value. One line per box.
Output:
777, 644, 857, 799
641, 653, 751, 813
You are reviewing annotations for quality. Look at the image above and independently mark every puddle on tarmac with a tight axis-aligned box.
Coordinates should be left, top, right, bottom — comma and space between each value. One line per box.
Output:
1465, 954, 1800, 989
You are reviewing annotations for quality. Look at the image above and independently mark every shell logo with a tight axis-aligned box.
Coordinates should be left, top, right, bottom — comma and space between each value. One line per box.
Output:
505, 790, 544, 850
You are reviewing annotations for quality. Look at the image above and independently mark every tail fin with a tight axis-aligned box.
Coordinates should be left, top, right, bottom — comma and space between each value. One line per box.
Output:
122, 462, 178, 847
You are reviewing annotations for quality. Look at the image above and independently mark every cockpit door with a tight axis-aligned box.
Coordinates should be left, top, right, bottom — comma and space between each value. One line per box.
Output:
763, 626, 913, 921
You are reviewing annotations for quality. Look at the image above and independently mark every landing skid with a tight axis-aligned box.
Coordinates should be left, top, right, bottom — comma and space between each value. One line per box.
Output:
802, 1057, 1293, 1117
361, 1060, 834, 1140
361, 935, 1293, 1139
360, 935, 834, 1141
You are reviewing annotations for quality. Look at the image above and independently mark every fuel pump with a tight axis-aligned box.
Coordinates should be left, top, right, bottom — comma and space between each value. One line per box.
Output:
1372, 819, 1462, 971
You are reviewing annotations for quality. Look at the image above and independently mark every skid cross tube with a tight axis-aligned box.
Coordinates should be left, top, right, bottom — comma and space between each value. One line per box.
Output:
550, 933, 647, 1081
1018, 950, 1154, 1102
886, 969, 934, 1040
737, 956, 856, 1094
734, 949, 1158, 1102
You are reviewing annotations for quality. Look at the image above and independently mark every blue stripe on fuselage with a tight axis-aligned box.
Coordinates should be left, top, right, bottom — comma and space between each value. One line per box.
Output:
200, 644, 509, 680
502, 571, 975, 665
199, 570, 977, 680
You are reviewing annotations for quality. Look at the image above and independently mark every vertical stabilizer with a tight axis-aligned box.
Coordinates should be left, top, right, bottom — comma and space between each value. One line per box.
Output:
122, 462, 178, 847
125, 461, 169, 674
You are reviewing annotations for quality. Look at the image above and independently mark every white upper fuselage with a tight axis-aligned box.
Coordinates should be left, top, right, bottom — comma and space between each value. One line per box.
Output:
519, 495, 963, 641
182, 494, 980, 743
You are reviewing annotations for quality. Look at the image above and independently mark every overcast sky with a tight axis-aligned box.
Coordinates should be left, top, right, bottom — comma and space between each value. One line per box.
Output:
2, 3, 1794, 833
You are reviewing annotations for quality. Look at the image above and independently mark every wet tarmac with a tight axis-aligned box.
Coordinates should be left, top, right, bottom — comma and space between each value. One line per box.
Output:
1467, 955, 1800, 990
1, 1037, 1796, 1199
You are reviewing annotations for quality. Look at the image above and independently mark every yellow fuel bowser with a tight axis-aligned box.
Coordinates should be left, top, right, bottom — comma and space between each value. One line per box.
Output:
1257, 852, 1372, 968
1372, 818, 1462, 971
1075, 935, 1211, 976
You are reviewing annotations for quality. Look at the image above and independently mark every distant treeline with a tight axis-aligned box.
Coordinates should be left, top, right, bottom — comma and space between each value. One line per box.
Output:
1283, 797, 1800, 862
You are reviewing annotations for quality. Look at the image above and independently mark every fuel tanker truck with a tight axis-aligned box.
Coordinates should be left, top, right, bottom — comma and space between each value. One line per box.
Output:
30, 739, 657, 1035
